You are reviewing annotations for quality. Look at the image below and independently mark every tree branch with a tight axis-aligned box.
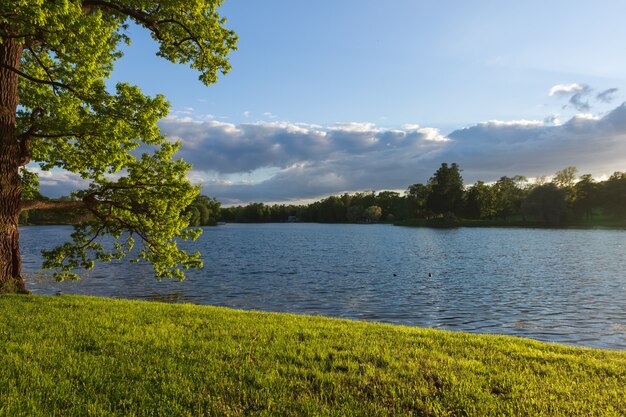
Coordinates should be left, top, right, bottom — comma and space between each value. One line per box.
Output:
0, 63, 75, 93
30, 132, 86, 139
82, 1, 204, 52
155, 18, 203, 50
82, 1, 158, 25
26, 45, 62, 95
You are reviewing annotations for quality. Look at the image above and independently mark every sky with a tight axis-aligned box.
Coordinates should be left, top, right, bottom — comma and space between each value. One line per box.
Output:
37, 0, 626, 204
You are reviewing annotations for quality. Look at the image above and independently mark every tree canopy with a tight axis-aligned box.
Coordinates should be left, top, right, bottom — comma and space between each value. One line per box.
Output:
0, 1, 237, 291
426, 162, 464, 217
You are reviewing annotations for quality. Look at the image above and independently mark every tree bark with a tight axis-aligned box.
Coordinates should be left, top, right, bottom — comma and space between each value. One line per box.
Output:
0, 36, 27, 293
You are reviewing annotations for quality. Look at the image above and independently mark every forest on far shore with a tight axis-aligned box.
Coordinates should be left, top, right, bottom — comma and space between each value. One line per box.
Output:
220, 164, 626, 227
21, 163, 626, 228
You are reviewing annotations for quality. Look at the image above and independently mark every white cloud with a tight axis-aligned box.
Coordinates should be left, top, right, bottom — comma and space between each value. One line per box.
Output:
548, 83, 592, 111
480, 119, 544, 127
549, 83, 586, 96
330, 122, 378, 132
571, 113, 600, 121
28, 167, 89, 197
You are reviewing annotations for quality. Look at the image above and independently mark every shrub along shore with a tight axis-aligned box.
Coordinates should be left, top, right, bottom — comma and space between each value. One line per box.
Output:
1, 295, 624, 416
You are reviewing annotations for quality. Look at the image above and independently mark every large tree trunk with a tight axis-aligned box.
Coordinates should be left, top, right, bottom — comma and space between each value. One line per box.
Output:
0, 37, 27, 293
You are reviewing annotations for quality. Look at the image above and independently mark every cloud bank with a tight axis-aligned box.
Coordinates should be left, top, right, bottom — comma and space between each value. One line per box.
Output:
161, 104, 626, 204
446, 104, 626, 179
37, 100, 626, 205
156, 120, 449, 204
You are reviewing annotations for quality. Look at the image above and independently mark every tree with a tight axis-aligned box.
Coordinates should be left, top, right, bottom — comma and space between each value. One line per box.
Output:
0, 2, 238, 292
236, 203, 269, 223
553, 167, 579, 219
186, 195, 221, 226
571, 174, 597, 220
491, 176, 527, 220
426, 163, 464, 216
405, 183, 431, 218
317, 196, 346, 223
364, 205, 382, 222
376, 191, 407, 220
463, 181, 494, 219
350, 191, 376, 210
600, 171, 626, 219
521, 183, 567, 224
553, 166, 578, 189
346, 205, 364, 223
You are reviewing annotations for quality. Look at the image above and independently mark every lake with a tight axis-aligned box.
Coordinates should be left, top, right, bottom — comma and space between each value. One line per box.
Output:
20, 223, 626, 350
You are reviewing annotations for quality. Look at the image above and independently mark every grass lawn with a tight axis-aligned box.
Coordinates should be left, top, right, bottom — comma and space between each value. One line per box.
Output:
0, 295, 624, 416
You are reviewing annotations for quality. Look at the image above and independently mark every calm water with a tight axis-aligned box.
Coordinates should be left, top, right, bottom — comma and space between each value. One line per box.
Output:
20, 224, 626, 350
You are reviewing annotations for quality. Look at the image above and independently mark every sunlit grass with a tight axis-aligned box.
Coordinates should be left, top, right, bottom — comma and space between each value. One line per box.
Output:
0, 295, 624, 416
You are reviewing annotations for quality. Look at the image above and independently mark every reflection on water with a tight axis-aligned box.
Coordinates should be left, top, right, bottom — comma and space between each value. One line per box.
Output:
21, 224, 626, 350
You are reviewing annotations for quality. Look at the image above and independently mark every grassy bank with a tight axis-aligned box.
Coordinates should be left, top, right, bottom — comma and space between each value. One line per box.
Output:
0, 295, 624, 416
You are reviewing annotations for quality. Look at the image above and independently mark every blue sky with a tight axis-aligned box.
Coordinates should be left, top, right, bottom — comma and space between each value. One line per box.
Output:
39, 1, 626, 204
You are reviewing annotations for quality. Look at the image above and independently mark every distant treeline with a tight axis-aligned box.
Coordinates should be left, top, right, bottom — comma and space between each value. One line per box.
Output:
20, 194, 221, 227
220, 163, 626, 226
20, 163, 626, 227
19, 196, 91, 225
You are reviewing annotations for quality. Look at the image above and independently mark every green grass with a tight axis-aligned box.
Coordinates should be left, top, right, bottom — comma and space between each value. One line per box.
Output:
1, 295, 624, 416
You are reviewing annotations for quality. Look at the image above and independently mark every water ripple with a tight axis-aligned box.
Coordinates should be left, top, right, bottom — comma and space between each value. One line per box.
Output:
20, 223, 626, 350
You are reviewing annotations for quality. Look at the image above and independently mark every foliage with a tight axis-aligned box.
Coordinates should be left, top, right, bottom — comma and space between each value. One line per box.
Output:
20, 195, 91, 225
490, 176, 528, 220
553, 166, 578, 189
405, 183, 431, 218
236, 202, 271, 223
521, 184, 567, 224
571, 174, 597, 220
27, 162, 626, 229
186, 195, 221, 226
346, 204, 364, 223
601, 171, 626, 219
42, 144, 203, 280
426, 163, 464, 216
221, 164, 626, 227
224, 191, 410, 224
364, 205, 382, 222
1, 1, 238, 283
463, 181, 493, 219
18, 168, 40, 200
1, 294, 624, 416
376, 191, 407, 221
